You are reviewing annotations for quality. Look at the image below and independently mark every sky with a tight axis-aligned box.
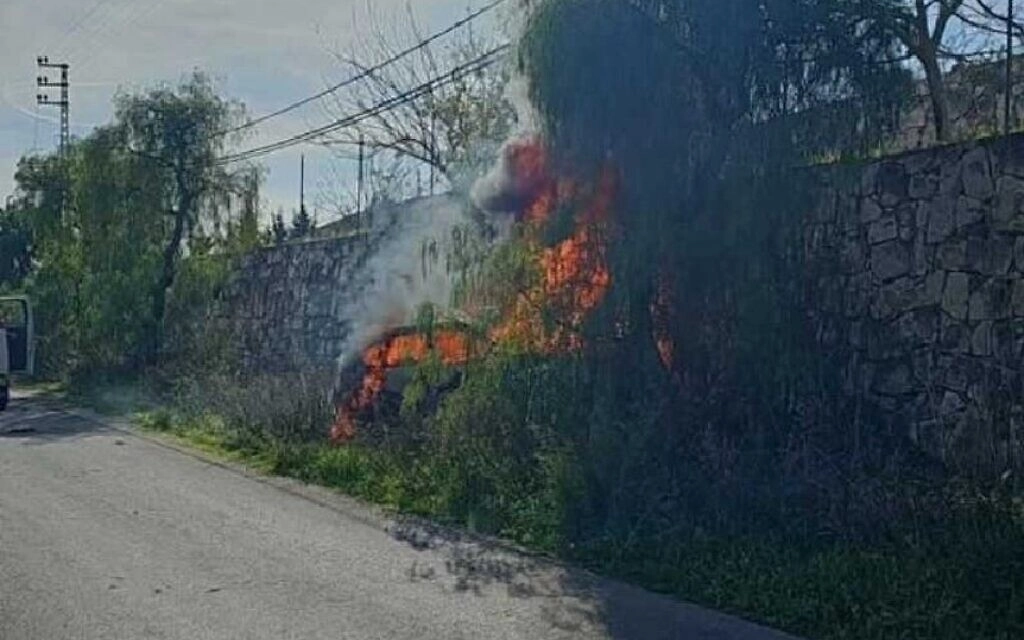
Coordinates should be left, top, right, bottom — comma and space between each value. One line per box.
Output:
0, 0, 500, 225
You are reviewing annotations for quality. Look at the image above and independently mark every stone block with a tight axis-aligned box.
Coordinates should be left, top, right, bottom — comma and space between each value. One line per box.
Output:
868, 216, 898, 244
939, 390, 966, 415
912, 236, 932, 276
961, 146, 994, 200
878, 162, 909, 207
871, 240, 910, 282
942, 272, 970, 321
860, 197, 883, 223
994, 175, 1024, 231
925, 195, 956, 243
965, 236, 989, 274
955, 195, 985, 229
971, 321, 993, 356
873, 362, 913, 396
991, 320, 1018, 364
936, 240, 967, 270
938, 354, 970, 392
911, 348, 936, 384
969, 278, 1013, 321
985, 236, 1015, 275
939, 153, 963, 196
908, 172, 938, 199
896, 309, 939, 346
861, 162, 880, 197
867, 320, 903, 357
913, 270, 946, 308
916, 199, 930, 229
1012, 281, 1024, 316
872, 277, 913, 319
1015, 237, 1024, 271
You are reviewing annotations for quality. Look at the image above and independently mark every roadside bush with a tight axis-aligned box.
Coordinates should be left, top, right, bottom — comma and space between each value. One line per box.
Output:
173, 369, 334, 447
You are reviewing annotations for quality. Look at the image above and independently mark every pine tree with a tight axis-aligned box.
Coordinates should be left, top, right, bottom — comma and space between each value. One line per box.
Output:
271, 210, 289, 245
290, 206, 313, 240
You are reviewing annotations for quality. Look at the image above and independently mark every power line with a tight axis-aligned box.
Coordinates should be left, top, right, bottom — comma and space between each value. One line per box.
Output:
217, 0, 509, 138
52, 0, 119, 59
55, 0, 169, 84
215, 44, 510, 166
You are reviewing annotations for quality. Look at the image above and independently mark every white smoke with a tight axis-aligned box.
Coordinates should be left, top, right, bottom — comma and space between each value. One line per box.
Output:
333, 195, 470, 370
333, 73, 542, 373
471, 74, 542, 215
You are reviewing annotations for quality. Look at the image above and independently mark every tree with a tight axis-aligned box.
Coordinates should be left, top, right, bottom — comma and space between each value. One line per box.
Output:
319, 4, 514, 198
232, 167, 262, 251
510, 0, 916, 540
864, 0, 1024, 141
0, 205, 31, 289
114, 71, 247, 361
887, 0, 965, 141
271, 210, 289, 244
6, 71, 254, 373
290, 206, 314, 240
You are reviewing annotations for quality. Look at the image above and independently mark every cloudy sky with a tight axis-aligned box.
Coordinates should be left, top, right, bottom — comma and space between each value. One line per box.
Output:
0, 0, 502, 224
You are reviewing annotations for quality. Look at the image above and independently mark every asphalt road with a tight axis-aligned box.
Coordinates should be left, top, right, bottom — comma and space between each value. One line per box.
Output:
0, 394, 801, 640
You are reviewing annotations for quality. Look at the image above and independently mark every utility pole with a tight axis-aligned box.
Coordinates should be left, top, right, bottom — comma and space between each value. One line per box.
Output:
36, 56, 70, 222
36, 56, 70, 158
1007, 0, 1015, 138
357, 134, 365, 243
428, 87, 437, 196
299, 153, 306, 216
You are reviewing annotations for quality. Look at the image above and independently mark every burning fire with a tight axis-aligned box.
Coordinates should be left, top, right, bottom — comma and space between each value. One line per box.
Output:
331, 140, 618, 443
491, 157, 615, 352
330, 329, 473, 442
651, 271, 675, 370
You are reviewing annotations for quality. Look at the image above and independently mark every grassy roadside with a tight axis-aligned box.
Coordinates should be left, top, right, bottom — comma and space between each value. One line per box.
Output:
119, 402, 1024, 640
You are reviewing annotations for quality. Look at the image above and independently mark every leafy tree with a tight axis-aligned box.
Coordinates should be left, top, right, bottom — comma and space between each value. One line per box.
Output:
114, 70, 246, 361
457, 0, 918, 543
0, 205, 31, 289
848, 0, 1024, 141
229, 167, 262, 252
6, 71, 252, 373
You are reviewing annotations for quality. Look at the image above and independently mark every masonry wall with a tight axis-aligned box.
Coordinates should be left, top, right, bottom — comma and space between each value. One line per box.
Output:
219, 135, 1024, 474
216, 235, 366, 373
806, 134, 1024, 474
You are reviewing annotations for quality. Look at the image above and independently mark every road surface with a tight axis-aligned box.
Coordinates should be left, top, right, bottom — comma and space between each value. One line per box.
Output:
0, 394, 800, 640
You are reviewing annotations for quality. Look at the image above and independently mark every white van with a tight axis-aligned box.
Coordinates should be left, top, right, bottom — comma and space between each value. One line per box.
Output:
0, 296, 34, 411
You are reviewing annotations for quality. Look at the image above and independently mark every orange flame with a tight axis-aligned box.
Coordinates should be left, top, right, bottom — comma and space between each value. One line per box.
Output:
330, 330, 472, 443
491, 144, 615, 352
651, 273, 675, 371
332, 140, 618, 443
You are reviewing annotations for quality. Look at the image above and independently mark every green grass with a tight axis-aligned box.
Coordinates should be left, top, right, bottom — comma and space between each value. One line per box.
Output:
577, 529, 1024, 640
8, 377, 67, 398
125, 404, 1024, 640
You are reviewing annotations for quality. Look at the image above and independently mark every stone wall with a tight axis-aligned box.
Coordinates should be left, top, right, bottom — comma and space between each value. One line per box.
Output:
806, 133, 1024, 474
218, 135, 1024, 474
216, 235, 366, 373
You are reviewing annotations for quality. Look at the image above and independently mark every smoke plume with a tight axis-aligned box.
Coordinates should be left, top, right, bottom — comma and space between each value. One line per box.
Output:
333, 195, 470, 370
333, 73, 541, 372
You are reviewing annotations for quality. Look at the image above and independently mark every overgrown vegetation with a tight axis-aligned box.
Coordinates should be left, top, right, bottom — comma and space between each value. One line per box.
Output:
5, 2, 1024, 639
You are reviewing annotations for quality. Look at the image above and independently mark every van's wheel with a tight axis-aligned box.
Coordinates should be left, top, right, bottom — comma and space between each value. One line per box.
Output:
0, 386, 8, 411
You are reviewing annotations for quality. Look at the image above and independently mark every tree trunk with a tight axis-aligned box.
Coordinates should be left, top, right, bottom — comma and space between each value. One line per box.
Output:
920, 48, 951, 142
148, 205, 188, 364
